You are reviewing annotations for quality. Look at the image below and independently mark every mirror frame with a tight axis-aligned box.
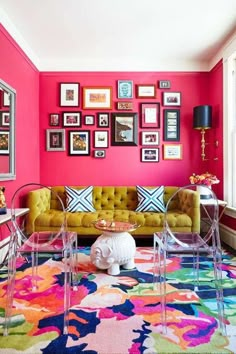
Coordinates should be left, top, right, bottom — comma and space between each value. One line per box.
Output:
0, 78, 16, 180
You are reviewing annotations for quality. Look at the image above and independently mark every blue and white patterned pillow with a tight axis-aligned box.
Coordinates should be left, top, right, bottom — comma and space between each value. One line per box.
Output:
135, 185, 166, 212
65, 186, 96, 212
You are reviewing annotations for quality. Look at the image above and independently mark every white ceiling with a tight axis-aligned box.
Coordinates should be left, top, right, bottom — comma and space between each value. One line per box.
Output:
0, 0, 236, 72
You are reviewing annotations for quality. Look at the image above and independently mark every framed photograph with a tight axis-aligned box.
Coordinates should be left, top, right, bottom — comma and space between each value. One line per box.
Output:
0, 112, 10, 126
117, 80, 133, 99
82, 87, 112, 109
97, 113, 109, 127
140, 102, 160, 128
141, 148, 159, 162
46, 129, 65, 151
94, 150, 106, 158
68, 130, 90, 156
117, 102, 133, 110
84, 115, 95, 125
59, 83, 79, 107
62, 112, 81, 127
0, 131, 9, 154
2, 91, 10, 107
141, 131, 159, 146
163, 144, 183, 160
158, 80, 171, 89
163, 92, 181, 106
49, 113, 60, 126
163, 109, 180, 141
111, 113, 138, 146
94, 130, 109, 148
136, 84, 156, 98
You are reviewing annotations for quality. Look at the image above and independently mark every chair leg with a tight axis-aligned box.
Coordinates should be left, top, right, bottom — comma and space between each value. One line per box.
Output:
62, 245, 72, 335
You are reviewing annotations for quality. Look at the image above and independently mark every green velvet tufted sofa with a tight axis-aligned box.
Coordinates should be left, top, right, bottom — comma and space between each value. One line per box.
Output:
25, 186, 200, 238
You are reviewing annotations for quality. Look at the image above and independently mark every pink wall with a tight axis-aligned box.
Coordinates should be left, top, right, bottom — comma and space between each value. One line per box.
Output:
0, 25, 40, 237
39, 72, 211, 187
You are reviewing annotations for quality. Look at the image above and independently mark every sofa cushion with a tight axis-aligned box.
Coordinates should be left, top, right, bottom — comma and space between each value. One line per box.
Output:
65, 186, 96, 212
135, 185, 166, 212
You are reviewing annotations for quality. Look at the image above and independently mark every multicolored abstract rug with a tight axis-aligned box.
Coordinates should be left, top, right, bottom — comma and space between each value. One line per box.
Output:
0, 246, 236, 353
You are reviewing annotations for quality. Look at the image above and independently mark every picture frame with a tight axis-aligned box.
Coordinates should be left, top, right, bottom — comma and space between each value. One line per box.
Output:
0, 131, 9, 154
141, 148, 159, 162
84, 115, 95, 125
94, 150, 106, 158
62, 112, 81, 127
136, 84, 156, 98
46, 129, 65, 151
49, 113, 60, 126
59, 83, 79, 107
163, 144, 183, 160
158, 80, 171, 89
0, 111, 10, 126
140, 102, 160, 128
94, 130, 109, 148
117, 80, 133, 99
97, 112, 109, 127
117, 102, 133, 110
163, 109, 180, 141
82, 87, 112, 109
141, 131, 159, 146
68, 130, 90, 156
111, 113, 138, 146
163, 92, 181, 106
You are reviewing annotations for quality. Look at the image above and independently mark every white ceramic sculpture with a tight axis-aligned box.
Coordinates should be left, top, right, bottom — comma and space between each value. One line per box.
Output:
90, 230, 136, 275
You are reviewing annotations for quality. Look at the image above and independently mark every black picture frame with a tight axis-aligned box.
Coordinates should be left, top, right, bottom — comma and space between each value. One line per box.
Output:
97, 112, 110, 127
141, 148, 159, 162
68, 130, 90, 156
111, 113, 138, 146
59, 83, 79, 107
163, 109, 180, 141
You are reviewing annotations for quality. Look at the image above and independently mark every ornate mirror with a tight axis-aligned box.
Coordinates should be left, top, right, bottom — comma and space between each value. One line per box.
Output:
0, 79, 16, 180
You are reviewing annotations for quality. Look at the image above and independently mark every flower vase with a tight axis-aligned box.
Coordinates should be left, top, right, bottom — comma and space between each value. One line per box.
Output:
196, 185, 212, 199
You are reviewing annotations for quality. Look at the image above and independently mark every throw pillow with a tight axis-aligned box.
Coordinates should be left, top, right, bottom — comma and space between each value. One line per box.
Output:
135, 185, 166, 212
65, 186, 96, 212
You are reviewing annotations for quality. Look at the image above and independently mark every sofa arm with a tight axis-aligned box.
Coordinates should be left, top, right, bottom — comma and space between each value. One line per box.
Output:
177, 189, 200, 232
26, 187, 51, 234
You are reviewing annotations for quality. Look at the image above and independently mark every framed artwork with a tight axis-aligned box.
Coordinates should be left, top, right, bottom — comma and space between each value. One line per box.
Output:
140, 102, 160, 128
84, 115, 95, 125
94, 150, 106, 158
136, 84, 156, 98
158, 80, 171, 89
59, 83, 79, 107
117, 102, 133, 110
111, 113, 138, 146
117, 80, 133, 99
163, 109, 180, 141
97, 113, 109, 127
46, 129, 65, 151
0, 112, 10, 126
82, 87, 112, 109
0, 131, 9, 154
62, 112, 81, 127
163, 92, 181, 106
68, 130, 90, 156
141, 131, 159, 146
49, 113, 60, 126
141, 148, 159, 162
163, 144, 183, 160
94, 130, 109, 148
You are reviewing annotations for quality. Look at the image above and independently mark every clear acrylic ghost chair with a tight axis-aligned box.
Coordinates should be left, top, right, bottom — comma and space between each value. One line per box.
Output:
3, 183, 78, 336
153, 184, 227, 336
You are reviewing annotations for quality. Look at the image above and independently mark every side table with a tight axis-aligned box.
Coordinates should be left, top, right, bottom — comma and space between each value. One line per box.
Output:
0, 208, 29, 267
200, 199, 227, 222
90, 220, 138, 275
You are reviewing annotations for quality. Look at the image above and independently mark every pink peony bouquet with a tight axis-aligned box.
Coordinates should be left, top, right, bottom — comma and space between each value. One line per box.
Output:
189, 172, 220, 186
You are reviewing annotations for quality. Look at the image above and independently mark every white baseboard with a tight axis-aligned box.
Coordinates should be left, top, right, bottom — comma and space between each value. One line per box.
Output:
220, 223, 236, 250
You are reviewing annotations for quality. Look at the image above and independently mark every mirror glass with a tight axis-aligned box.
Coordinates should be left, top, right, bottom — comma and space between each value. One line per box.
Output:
0, 79, 16, 180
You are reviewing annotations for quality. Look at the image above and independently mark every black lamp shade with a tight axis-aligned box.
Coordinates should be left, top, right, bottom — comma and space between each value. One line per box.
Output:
193, 105, 212, 129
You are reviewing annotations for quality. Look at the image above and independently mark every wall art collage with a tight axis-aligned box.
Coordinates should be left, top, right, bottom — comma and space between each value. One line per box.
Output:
46, 81, 182, 161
